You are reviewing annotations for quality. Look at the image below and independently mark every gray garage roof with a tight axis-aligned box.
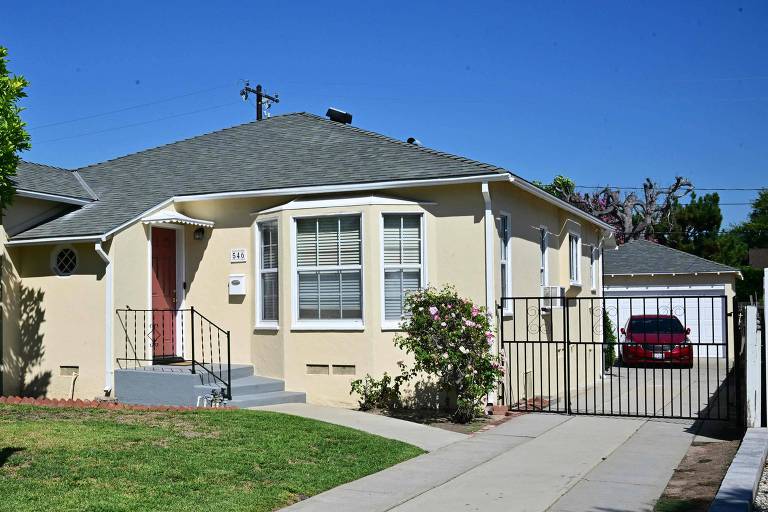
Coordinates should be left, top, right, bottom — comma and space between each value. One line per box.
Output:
12, 161, 96, 202
12, 112, 509, 240
604, 239, 738, 275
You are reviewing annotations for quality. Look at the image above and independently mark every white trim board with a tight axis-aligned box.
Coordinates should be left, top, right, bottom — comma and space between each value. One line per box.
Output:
8, 171, 618, 249
15, 189, 93, 206
256, 194, 436, 215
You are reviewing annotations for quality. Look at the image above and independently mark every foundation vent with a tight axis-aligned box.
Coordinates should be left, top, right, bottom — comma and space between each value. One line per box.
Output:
332, 365, 356, 376
306, 364, 330, 375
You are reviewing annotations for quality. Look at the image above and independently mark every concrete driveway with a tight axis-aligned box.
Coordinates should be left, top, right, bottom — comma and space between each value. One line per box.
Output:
565, 358, 730, 419
283, 413, 698, 512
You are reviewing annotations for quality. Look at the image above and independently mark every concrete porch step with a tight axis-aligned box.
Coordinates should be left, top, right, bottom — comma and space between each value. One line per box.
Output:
196, 363, 254, 381
230, 375, 285, 395
228, 391, 307, 408
116, 363, 304, 408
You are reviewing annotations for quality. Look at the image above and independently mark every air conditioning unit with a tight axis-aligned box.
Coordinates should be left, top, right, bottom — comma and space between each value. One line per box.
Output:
542, 286, 565, 309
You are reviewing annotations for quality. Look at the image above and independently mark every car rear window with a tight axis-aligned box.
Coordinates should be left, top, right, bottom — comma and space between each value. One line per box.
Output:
628, 317, 686, 333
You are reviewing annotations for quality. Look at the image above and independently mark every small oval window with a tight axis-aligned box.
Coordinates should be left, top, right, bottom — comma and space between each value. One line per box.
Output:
53, 247, 78, 276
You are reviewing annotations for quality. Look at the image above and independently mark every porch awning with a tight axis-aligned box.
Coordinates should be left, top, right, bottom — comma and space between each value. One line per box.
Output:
141, 211, 215, 228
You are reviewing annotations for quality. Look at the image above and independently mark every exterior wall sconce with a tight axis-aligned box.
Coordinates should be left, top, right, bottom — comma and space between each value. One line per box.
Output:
193, 227, 205, 240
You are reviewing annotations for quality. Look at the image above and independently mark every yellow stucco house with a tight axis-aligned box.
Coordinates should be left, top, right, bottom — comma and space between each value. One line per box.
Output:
1, 111, 614, 407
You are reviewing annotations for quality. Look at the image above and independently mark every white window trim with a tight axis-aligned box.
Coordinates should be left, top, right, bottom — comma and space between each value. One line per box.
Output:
499, 212, 513, 316
539, 225, 549, 289
290, 211, 365, 331
569, 229, 582, 287
255, 218, 280, 331
380, 212, 427, 331
51, 244, 79, 277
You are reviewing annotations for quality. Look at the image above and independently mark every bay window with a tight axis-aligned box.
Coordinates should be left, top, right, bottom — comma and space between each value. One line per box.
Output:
382, 213, 423, 326
295, 215, 363, 326
257, 221, 279, 326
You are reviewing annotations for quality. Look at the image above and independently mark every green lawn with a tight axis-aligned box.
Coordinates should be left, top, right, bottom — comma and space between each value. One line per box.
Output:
0, 404, 423, 511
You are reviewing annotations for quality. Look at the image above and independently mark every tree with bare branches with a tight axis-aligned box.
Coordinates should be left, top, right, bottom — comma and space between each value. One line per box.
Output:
534, 176, 694, 243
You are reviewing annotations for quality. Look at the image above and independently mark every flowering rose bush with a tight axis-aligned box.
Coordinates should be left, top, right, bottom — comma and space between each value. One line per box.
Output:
394, 285, 504, 423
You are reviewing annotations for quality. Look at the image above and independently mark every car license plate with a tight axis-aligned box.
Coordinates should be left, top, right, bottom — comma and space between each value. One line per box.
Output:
653, 353, 664, 360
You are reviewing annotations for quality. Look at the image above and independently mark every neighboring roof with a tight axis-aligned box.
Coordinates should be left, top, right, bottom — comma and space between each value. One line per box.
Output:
603, 239, 739, 276
12, 112, 512, 241
12, 161, 96, 202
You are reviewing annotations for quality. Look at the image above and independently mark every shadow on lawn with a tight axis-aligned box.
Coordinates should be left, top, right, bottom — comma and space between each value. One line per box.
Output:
0, 447, 24, 467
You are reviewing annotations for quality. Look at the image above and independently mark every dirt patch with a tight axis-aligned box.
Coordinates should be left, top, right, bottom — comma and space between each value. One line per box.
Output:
655, 440, 740, 512
364, 408, 513, 435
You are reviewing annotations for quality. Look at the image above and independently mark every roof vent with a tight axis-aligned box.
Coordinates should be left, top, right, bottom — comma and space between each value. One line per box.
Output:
326, 108, 352, 124
406, 137, 422, 146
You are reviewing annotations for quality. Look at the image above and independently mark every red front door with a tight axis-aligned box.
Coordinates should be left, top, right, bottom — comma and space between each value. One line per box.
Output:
151, 228, 177, 359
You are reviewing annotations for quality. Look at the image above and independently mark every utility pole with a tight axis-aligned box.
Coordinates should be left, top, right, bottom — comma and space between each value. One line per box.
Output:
240, 81, 279, 120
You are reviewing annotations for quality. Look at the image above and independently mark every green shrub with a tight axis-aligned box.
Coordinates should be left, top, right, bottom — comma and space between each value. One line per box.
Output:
350, 373, 402, 411
603, 311, 617, 369
394, 285, 504, 423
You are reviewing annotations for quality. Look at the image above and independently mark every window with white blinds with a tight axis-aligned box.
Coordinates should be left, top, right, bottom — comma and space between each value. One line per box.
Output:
499, 214, 511, 300
569, 232, 581, 284
295, 215, 362, 322
383, 214, 423, 322
258, 221, 279, 324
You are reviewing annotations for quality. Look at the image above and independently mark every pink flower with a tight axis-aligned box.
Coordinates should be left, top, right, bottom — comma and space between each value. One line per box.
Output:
487, 338, 494, 347
429, 306, 439, 316
464, 319, 475, 327
485, 330, 494, 339
433, 314, 440, 321
471, 306, 479, 317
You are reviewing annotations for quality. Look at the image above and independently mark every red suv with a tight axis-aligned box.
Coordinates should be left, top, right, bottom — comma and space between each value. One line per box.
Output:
619, 314, 693, 368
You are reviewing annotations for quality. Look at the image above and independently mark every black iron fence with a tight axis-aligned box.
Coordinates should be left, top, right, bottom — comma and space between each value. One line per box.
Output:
115, 306, 231, 399
498, 295, 738, 420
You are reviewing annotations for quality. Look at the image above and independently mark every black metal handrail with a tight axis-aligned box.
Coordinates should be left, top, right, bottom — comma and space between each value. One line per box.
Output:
115, 306, 232, 399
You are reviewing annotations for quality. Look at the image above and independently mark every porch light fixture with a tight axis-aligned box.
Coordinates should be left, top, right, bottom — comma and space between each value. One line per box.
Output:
194, 227, 205, 240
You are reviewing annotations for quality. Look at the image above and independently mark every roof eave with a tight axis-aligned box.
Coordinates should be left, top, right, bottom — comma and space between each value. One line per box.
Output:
15, 189, 93, 206
508, 176, 615, 232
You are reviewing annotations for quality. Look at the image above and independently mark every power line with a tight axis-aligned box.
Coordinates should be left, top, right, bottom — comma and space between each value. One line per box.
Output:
575, 185, 765, 192
35, 101, 241, 144
28, 82, 236, 130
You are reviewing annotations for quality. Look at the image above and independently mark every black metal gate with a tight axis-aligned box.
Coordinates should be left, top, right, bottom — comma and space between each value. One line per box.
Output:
498, 295, 739, 420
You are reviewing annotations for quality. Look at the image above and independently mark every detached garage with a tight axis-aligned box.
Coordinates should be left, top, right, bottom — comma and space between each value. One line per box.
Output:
603, 239, 741, 359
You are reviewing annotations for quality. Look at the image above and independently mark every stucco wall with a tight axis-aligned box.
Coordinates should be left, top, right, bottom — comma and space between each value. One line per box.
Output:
4, 181, 611, 407
3, 240, 105, 399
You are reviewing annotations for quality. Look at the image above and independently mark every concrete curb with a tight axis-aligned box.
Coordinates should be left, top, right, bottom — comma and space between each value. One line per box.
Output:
710, 428, 768, 512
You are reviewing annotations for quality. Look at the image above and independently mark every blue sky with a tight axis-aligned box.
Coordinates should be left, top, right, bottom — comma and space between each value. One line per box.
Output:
3, 1, 766, 225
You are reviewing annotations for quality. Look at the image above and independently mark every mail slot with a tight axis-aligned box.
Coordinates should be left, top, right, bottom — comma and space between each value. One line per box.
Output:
228, 274, 246, 296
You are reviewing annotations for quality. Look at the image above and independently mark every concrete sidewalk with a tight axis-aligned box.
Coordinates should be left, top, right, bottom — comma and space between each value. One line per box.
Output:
254, 403, 466, 451
282, 413, 696, 512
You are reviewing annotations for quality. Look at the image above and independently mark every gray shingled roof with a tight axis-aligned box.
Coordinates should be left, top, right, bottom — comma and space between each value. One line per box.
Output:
12, 161, 95, 202
12, 112, 508, 240
604, 239, 738, 275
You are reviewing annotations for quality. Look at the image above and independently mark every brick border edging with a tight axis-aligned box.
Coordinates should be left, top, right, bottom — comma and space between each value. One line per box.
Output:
0, 396, 207, 411
710, 428, 768, 512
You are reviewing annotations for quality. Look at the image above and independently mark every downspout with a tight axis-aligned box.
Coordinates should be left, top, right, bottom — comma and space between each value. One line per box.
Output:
481, 181, 497, 407
94, 241, 114, 396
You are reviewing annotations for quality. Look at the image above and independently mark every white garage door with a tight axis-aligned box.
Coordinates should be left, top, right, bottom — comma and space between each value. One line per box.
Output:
603, 287, 727, 358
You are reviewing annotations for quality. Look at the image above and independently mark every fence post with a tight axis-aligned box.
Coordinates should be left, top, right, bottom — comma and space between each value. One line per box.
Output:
745, 305, 761, 427
190, 307, 196, 374
226, 330, 232, 400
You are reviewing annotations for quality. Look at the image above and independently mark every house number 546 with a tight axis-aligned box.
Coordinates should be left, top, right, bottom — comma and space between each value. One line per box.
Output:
230, 249, 247, 263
